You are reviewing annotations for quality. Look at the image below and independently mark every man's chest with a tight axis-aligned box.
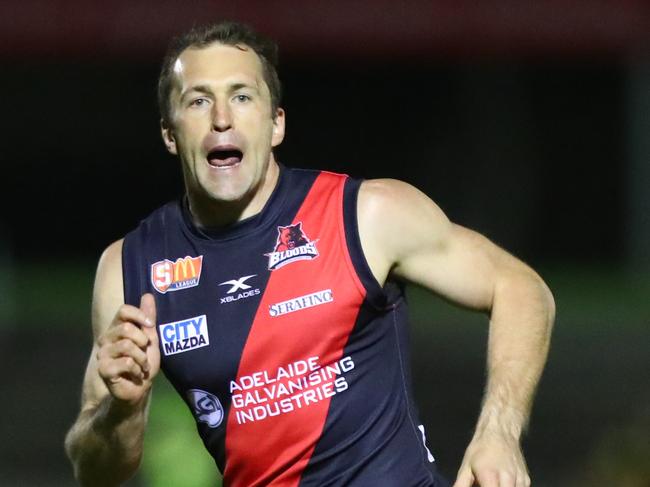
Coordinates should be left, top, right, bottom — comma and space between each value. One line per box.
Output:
150, 214, 365, 402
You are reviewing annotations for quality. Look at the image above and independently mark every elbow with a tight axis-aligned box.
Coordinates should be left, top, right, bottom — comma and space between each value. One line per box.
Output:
64, 425, 81, 476
63, 428, 91, 487
75, 462, 141, 487
64, 423, 142, 487
525, 271, 556, 350
499, 266, 556, 331
72, 459, 142, 487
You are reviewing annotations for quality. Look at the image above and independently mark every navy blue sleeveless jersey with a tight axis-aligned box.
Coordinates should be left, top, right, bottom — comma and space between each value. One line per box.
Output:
122, 165, 447, 487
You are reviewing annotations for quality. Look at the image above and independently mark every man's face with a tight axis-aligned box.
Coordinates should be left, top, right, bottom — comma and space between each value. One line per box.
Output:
162, 42, 285, 204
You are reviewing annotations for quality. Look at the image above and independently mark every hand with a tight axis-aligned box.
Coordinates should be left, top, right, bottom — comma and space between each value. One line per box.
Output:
96, 294, 160, 405
453, 431, 530, 487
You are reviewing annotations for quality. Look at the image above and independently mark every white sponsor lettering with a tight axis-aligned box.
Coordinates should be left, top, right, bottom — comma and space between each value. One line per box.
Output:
230, 355, 355, 425
269, 289, 333, 317
221, 288, 261, 304
159, 315, 209, 356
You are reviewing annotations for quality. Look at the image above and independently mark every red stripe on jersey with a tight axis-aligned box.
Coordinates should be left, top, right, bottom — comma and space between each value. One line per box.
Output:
223, 172, 366, 486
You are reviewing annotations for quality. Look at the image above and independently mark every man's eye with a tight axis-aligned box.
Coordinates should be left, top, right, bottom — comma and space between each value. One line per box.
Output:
190, 98, 209, 107
234, 94, 251, 103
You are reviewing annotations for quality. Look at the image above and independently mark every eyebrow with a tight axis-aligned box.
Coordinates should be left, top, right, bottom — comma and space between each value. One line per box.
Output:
229, 82, 260, 94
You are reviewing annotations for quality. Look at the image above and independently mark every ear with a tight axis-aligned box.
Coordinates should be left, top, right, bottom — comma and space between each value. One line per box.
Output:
271, 108, 286, 148
161, 119, 178, 155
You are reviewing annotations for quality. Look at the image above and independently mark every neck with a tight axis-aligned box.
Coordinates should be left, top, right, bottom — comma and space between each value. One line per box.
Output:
187, 160, 280, 229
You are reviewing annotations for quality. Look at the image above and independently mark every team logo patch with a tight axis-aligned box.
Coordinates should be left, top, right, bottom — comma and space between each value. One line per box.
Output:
151, 255, 203, 294
269, 289, 334, 317
265, 222, 319, 270
159, 315, 209, 356
187, 389, 224, 428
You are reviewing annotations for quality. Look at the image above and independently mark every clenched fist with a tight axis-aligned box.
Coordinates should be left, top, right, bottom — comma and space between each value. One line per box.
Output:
453, 429, 530, 487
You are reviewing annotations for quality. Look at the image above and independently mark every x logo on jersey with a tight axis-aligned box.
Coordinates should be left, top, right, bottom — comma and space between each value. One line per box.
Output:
218, 275, 257, 294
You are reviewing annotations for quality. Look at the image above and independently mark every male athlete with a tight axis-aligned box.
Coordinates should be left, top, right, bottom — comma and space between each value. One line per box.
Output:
65, 21, 554, 487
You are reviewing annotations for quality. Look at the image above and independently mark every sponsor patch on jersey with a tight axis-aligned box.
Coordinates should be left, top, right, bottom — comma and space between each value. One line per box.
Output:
151, 255, 203, 294
265, 222, 319, 271
187, 389, 224, 428
269, 289, 333, 317
218, 274, 261, 304
159, 315, 209, 356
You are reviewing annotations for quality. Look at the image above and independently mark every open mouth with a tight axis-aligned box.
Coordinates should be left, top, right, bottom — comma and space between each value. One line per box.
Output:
207, 148, 243, 168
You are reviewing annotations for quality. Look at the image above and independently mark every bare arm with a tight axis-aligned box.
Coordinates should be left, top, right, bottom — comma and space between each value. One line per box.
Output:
64, 240, 160, 487
358, 179, 555, 487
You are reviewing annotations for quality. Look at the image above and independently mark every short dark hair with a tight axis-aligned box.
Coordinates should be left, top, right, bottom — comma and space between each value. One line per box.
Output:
157, 21, 282, 125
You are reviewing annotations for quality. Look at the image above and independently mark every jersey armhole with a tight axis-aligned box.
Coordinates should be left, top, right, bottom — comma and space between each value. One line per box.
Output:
342, 177, 394, 310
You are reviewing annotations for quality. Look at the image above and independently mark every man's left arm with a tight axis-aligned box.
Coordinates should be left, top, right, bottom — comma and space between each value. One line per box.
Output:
357, 179, 555, 487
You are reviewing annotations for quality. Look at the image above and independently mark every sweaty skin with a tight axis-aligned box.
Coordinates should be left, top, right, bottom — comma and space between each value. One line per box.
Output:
65, 41, 554, 487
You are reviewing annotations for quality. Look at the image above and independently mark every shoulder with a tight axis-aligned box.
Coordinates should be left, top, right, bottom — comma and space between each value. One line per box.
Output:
98, 239, 124, 267
359, 178, 447, 219
355, 178, 453, 283
358, 179, 452, 252
95, 239, 124, 286
91, 239, 125, 337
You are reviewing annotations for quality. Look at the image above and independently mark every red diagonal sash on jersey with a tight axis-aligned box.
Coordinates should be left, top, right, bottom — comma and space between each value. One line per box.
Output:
223, 173, 366, 486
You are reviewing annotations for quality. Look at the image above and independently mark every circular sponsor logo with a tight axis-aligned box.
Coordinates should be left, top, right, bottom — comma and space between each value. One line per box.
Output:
186, 389, 224, 428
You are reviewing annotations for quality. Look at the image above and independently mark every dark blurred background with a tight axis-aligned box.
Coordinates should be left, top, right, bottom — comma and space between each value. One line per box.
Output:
1, 1, 649, 486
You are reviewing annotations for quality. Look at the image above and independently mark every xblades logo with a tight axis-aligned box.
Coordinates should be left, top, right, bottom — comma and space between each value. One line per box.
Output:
219, 275, 256, 294
218, 274, 261, 304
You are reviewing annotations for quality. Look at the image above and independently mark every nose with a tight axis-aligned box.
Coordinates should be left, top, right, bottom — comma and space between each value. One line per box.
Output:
211, 100, 232, 132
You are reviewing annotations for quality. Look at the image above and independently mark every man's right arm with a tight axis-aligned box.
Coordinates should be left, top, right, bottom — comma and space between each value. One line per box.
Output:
64, 239, 160, 487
